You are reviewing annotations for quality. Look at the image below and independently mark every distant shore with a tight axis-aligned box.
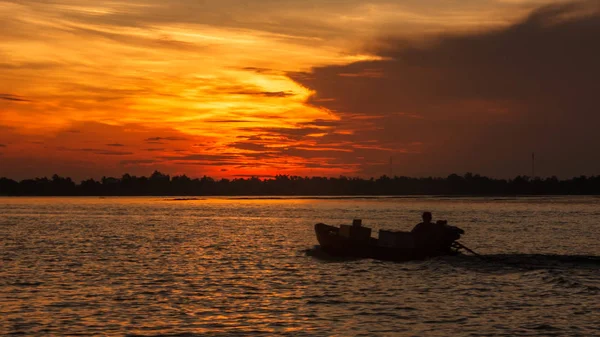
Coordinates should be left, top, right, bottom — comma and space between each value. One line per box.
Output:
1, 171, 599, 196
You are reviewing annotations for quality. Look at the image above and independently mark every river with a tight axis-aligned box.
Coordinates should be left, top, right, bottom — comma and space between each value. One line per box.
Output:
1, 196, 599, 336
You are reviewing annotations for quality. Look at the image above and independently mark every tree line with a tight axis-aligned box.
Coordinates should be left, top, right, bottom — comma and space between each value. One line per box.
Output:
1, 171, 599, 196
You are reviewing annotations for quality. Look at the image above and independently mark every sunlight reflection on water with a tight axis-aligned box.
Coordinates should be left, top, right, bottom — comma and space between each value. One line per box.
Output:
1, 196, 599, 336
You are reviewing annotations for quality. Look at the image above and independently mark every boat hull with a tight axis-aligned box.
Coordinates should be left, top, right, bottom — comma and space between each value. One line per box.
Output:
314, 223, 459, 262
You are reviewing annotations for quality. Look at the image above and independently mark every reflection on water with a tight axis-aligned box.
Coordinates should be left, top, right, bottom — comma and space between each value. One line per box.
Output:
1, 196, 599, 336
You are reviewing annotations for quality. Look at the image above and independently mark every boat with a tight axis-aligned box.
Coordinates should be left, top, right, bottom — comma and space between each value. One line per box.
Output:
314, 219, 465, 261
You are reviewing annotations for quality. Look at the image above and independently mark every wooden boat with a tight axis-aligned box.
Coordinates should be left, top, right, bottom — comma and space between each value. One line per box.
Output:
314, 219, 465, 261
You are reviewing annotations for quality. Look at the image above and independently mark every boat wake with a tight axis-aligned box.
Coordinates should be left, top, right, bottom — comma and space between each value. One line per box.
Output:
447, 253, 600, 271
306, 245, 600, 270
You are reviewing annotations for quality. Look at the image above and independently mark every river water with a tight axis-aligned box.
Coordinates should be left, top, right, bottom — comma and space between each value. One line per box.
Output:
1, 196, 599, 336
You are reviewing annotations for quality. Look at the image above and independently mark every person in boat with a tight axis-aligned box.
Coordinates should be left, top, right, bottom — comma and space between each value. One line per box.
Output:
411, 211, 435, 234
411, 212, 464, 253
412, 212, 450, 247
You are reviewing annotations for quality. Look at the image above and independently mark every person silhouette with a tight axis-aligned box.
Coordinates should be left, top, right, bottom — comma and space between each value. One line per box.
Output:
411, 211, 433, 234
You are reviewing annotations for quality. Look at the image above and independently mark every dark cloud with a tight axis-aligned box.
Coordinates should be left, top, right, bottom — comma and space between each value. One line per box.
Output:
145, 137, 188, 142
239, 152, 279, 160
228, 141, 273, 152
239, 67, 282, 75
239, 127, 323, 140
1, 121, 214, 180
145, 148, 165, 152
80, 148, 133, 156
232, 174, 275, 178
228, 123, 406, 170
161, 154, 240, 162
281, 147, 352, 160
209, 84, 295, 97
236, 135, 264, 141
203, 119, 254, 123
229, 90, 294, 97
120, 159, 158, 165
159, 152, 287, 167
299, 119, 342, 128
0, 93, 30, 102
290, 2, 600, 178
0, 144, 5, 147
94, 150, 133, 156
173, 161, 242, 166
304, 162, 348, 169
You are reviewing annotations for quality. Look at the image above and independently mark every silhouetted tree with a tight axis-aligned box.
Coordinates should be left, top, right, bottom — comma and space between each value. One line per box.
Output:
1, 172, 599, 196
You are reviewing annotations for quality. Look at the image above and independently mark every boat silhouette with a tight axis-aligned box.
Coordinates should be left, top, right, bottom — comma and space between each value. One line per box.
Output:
314, 219, 465, 262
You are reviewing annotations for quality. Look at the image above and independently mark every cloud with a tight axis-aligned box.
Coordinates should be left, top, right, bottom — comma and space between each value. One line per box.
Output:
228, 141, 273, 152
95, 150, 133, 155
290, 1, 600, 178
79, 148, 133, 155
59, 23, 205, 53
0, 93, 30, 102
239, 67, 282, 75
120, 159, 158, 165
232, 174, 275, 178
229, 90, 295, 97
206, 83, 297, 97
203, 119, 255, 124
145, 137, 188, 142
161, 154, 240, 162
0, 121, 221, 180
3, 0, 597, 180
106, 143, 125, 147
0, 61, 62, 70
238, 126, 324, 140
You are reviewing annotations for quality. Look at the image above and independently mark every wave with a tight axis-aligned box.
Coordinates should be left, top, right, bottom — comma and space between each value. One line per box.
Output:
303, 246, 362, 262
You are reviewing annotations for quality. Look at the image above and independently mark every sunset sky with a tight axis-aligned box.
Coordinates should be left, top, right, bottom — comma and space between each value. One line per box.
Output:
1, 0, 599, 180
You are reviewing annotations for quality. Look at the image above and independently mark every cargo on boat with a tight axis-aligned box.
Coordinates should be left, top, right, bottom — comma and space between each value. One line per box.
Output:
314, 219, 465, 261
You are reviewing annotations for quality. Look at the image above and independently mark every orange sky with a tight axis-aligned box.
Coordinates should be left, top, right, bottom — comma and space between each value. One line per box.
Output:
1, 0, 598, 180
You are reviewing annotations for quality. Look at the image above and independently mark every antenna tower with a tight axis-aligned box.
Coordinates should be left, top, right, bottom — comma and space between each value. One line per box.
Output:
531, 152, 535, 178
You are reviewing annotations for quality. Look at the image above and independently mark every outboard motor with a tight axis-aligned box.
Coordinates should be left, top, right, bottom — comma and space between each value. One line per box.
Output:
437, 220, 464, 245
